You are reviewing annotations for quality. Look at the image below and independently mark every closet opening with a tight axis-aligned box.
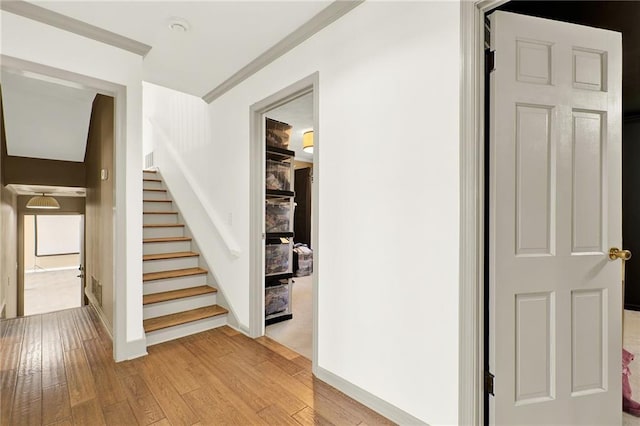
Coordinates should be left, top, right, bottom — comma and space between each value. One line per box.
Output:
263, 92, 314, 359
249, 73, 319, 367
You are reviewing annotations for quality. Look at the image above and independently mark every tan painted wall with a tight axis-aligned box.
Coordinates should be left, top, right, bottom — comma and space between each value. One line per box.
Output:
23, 215, 79, 272
0, 186, 18, 318
85, 95, 114, 328
3, 156, 86, 188
0, 87, 18, 318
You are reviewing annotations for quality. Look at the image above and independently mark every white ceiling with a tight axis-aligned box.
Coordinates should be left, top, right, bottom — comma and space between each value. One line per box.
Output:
1, 70, 96, 162
265, 92, 313, 163
8, 184, 86, 197
29, 1, 332, 97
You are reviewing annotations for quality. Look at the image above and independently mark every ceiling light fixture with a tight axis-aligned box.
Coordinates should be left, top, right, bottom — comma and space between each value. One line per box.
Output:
26, 193, 60, 209
168, 18, 190, 32
302, 131, 314, 154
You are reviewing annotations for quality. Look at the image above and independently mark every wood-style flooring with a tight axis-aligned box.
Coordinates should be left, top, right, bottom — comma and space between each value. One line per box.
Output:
0, 306, 394, 425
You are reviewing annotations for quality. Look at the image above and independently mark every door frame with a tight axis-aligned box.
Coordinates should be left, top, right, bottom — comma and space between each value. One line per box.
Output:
459, 1, 508, 424
249, 72, 319, 371
1, 54, 128, 359
18, 211, 85, 315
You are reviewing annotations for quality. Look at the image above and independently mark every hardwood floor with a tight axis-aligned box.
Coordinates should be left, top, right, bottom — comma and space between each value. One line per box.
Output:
0, 306, 394, 425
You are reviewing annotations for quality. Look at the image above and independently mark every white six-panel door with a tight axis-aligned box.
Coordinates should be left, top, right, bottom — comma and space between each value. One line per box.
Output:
490, 11, 622, 425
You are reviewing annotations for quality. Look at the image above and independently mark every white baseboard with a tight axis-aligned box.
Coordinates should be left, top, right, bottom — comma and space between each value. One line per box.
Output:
87, 300, 147, 361
314, 366, 428, 426
123, 337, 148, 360
88, 300, 113, 339
226, 319, 250, 336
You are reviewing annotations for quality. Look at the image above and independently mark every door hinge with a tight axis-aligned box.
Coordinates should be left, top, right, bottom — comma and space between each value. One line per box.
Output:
486, 49, 495, 73
485, 371, 495, 396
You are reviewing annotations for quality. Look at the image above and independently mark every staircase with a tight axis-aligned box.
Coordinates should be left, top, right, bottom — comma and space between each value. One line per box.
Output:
142, 169, 228, 346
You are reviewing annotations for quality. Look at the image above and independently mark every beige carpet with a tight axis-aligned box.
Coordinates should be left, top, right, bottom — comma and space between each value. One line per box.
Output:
625, 310, 640, 425
24, 269, 82, 316
266, 274, 312, 359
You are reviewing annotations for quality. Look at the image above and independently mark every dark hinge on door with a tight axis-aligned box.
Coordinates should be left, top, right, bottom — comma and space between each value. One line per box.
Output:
485, 371, 495, 396
486, 50, 495, 73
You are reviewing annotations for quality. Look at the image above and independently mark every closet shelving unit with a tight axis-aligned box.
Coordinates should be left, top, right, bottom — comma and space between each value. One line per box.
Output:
265, 120, 295, 325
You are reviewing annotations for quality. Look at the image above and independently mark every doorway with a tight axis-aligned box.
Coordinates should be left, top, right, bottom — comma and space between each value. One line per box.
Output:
476, 1, 637, 424
249, 73, 319, 368
262, 92, 315, 359
23, 213, 84, 316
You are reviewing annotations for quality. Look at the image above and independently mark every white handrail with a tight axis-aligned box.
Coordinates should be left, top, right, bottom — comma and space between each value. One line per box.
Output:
147, 117, 241, 258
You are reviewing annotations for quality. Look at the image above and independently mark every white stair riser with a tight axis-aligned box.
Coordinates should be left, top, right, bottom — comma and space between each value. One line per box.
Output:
143, 226, 184, 239
143, 180, 164, 190
144, 274, 208, 295
143, 240, 191, 255
143, 201, 173, 212
143, 293, 217, 320
143, 213, 178, 225
143, 171, 158, 179
143, 256, 199, 274
143, 190, 168, 200
145, 314, 227, 346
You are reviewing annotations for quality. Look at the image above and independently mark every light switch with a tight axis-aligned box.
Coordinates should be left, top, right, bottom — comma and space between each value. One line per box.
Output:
101, 169, 109, 180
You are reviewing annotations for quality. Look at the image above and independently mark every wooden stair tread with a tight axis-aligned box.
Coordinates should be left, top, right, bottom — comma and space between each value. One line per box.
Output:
144, 211, 178, 214
143, 285, 217, 305
144, 305, 228, 333
143, 170, 157, 173
143, 267, 207, 282
143, 236, 191, 243
143, 224, 184, 228
143, 178, 162, 182
143, 189, 167, 192
143, 251, 199, 261
143, 199, 172, 202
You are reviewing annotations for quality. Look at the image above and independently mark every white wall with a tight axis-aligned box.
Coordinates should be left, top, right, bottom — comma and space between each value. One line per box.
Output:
148, 2, 461, 423
2, 71, 96, 162
1, 11, 145, 360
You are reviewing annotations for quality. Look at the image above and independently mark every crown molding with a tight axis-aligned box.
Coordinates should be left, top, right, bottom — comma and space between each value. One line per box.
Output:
1, 0, 152, 57
202, 1, 363, 103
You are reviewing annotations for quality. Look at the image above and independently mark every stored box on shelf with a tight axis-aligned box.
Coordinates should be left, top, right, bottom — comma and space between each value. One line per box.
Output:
266, 118, 292, 148
266, 159, 292, 191
265, 282, 291, 316
266, 198, 292, 233
293, 244, 313, 277
265, 240, 291, 275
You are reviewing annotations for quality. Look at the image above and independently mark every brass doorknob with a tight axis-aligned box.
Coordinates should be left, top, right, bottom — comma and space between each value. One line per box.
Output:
609, 247, 632, 261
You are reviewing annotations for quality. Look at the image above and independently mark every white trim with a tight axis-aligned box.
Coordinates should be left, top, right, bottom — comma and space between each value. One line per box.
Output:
0, 54, 140, 362
87, 294, 112, 338
249, 73, 319, 373
459, 1, 509, 425
121, 337, 147, 360
202, 1, 361, 103
0, 0, 151, 56
25, 266, 78, 273
459, 2, 483, 425
315, 366, 427, 425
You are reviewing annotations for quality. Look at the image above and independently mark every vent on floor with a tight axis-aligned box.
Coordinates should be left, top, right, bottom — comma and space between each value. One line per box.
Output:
92, 276, 102, 307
